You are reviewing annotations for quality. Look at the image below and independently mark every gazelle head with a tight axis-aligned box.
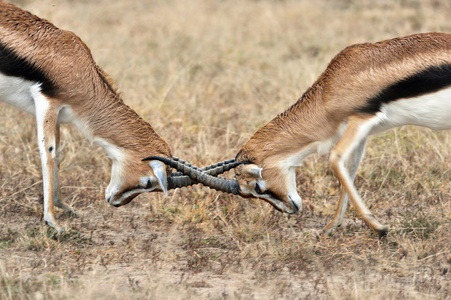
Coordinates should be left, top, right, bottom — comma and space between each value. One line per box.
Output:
106, 149, 242, 207
145, 155, 303, 214
106, 155, 170, 207
94, 138, 171, 207
233, 161, 302, 214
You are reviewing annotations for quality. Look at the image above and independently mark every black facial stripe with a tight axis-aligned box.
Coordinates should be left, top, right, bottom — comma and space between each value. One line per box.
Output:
0, 42, 57, 97
255, 182, 263, 194
358, 64, 451, 114
264, 196, 283, 212
145, 179, 153, 189
264, 190, 281, 201
121, 180, 154, 195
121, 185, 142, 195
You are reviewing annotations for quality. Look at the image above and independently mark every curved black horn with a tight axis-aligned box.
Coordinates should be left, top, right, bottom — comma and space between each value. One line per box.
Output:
146, 157, 204, 190
143, 156, 246, 194
162, 159, 222, 189
167, 174, 193, 190
201, 159, 248, 176
168, 157, 240, 177
143, 156, 249, 191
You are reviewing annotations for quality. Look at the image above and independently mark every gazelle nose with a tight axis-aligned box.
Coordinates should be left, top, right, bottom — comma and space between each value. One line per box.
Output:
289, 195, 300, 213
106, 196, 120, 207
291, 201, 299, 213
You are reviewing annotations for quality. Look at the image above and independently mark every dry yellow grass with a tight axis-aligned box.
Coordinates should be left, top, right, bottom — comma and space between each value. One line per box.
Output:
1, 0, 450, 299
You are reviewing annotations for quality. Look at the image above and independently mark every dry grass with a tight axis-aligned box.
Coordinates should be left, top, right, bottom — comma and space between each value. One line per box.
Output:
1, 0, 450, 299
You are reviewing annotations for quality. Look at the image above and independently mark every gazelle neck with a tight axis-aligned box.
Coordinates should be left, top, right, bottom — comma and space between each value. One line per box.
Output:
71, 90, 171, 161
238, 86, 347, 167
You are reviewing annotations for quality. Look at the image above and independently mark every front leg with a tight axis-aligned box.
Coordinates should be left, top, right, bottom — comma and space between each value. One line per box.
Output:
32, 87, 63, 234
329, 116, 388, 236
323, 138, 367, 234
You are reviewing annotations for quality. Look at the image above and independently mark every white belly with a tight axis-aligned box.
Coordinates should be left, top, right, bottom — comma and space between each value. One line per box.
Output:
376, 87, 451, 133
0, 73, 76, 125
0, 72, 36, 115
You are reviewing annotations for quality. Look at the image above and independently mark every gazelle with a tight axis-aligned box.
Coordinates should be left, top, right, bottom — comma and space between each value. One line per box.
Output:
150, 32, 451, 236
0, 1, 214, 233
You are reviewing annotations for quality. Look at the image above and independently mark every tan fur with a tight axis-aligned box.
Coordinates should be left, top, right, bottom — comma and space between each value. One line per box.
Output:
0, 1, 170, 157
0, 1, 172, 232
236, 32, 451, 235
238, 33, 451, 164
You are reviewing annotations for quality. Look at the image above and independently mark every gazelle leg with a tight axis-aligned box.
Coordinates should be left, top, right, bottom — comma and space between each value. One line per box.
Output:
32, 88, 63, 233
52, 124, 75, 214
329, 116, 388, 236
323, 138, 367, 234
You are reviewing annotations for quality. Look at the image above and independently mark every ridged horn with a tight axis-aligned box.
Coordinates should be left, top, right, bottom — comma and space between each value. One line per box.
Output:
164, 158, 240, 189
145, 157, 201, 190
143, 156, 247, 190
167, 174, 193, 189
142, 156, 247, 194
169, 157, 239, 177
202, 159, 247, 176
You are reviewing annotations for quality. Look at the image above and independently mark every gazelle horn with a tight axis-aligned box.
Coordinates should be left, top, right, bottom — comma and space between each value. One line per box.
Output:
142, 156, 249, 194
166, 158, 242, 190
169, 157, 242, 177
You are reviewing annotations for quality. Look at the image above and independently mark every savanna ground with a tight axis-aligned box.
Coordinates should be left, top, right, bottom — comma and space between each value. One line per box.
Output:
1, 0, 450, 299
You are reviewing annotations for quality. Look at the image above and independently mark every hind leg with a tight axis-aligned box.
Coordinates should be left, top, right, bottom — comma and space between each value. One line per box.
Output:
52, 124, 76, 214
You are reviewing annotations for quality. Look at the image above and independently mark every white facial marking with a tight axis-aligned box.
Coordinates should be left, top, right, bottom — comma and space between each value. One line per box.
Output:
95, 138, 128, 203
287, 167, 302, 211
256, 180, 266, 191
105, 160, 125, 203
94, 137, 126, 161
97, 139, 164, 206
250, 165, 300, 214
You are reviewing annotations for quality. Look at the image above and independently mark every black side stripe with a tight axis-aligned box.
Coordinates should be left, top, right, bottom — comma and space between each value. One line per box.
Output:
0, 42, 57, 97
359, 64, 451, 114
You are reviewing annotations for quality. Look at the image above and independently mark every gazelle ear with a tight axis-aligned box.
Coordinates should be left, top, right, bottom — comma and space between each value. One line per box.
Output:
244, 164, 263, 179
149, 160, 168, 196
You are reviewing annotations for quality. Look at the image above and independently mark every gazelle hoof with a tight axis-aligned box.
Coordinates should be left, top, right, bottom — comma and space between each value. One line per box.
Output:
62, 210, 78, 218
44, 220, 64, 235
322, 227, 336, 236
376, 226, 389, 238
322, 219, 342, 236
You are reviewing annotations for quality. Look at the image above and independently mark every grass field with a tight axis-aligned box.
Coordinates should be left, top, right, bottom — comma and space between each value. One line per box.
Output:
1, 0, 450, 299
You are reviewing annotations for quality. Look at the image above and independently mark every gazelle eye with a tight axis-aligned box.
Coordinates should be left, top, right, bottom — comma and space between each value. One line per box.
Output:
255, 182, 263, 194
140, 179, 153, 190
145, 179, 153, 189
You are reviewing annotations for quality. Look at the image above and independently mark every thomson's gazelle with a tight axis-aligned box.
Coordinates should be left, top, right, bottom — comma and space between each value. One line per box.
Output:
152, 32, 451, 236
0, 1, 179, 233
